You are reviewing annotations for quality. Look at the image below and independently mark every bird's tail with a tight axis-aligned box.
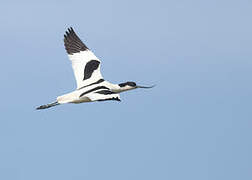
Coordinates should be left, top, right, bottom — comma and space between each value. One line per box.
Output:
36, 101, 60, 110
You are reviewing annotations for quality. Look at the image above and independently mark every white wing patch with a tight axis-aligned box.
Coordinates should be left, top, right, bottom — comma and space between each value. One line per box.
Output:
64, 28, 104, 89
68, 50, 103, 89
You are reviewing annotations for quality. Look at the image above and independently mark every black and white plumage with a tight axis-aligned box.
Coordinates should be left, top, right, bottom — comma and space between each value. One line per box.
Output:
36, 27, 154, 110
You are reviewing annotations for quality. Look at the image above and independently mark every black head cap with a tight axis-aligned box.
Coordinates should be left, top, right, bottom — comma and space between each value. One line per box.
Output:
119, 81, 136, 87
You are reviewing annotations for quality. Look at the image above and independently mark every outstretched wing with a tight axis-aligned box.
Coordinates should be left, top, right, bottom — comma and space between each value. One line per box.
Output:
86, 90, 121, 102
64, 27, 103, 89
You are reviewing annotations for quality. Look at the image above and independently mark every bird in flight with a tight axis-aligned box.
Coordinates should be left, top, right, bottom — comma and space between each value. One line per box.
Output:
36, 27, 154, 110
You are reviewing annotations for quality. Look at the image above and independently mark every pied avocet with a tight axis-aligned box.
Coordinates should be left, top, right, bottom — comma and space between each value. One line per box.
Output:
36, 27, 154, 110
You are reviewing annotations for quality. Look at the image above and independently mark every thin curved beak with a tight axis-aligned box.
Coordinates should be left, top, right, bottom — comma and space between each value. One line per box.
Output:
136, 85, 156, 89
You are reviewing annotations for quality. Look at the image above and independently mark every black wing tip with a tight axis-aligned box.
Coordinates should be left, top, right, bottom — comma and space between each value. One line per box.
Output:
66, 27, 73, 34
69, 27, 74, 32
63, 27, 89, 54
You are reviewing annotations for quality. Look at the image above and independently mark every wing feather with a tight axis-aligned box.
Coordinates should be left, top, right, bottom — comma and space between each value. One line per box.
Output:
64, 27, 103, 89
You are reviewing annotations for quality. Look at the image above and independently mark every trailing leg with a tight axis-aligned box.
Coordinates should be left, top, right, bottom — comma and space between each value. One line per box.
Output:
36, 101, 60, 110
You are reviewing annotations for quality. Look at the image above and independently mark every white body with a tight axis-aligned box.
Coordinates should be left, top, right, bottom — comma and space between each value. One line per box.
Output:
57, 81, 135, 104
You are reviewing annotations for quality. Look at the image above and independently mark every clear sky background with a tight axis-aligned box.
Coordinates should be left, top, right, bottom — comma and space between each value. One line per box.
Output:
0, 0, 251, 180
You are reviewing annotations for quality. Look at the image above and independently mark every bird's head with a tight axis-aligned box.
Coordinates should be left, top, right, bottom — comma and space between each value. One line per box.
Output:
117, 81, 155, 92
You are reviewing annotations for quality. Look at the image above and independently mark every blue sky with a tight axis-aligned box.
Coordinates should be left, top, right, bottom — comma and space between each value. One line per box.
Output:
0, 0, 251, 180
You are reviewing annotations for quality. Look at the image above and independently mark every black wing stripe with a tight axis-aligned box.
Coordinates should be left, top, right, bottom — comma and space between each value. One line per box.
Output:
79, 86, 109, 97
98, 97, 121, 102
64, 27, 89, 55
78, 79, 104, 90
95, 90, 116, 95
